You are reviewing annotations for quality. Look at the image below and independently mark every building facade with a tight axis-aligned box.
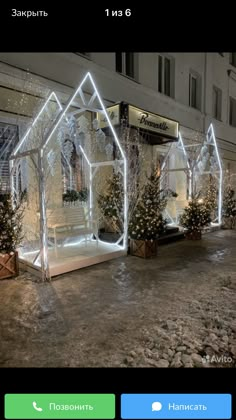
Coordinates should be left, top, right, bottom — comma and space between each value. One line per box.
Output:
0, 52, 236, 189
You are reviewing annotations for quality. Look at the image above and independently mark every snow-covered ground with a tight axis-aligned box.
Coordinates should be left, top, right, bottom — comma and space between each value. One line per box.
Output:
0, 230, 235, 368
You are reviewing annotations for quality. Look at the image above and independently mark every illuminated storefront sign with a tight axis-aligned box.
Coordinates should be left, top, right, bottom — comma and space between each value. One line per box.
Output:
97, 102, 179, 141
128, 105, 178, 139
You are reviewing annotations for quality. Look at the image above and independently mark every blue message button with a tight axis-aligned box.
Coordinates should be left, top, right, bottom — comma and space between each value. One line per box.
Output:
121, 394, 232, 419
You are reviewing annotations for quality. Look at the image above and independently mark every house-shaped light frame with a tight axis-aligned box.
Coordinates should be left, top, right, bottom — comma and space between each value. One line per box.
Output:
10, 73, 127, 280
160, 124, 223, 225
195, 123, 223, 224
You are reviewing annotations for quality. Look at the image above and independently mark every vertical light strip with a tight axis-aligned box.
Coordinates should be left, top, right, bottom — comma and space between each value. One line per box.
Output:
10, 92, 63, 280
208, 123, 222, 224
9, 159, 14, 205
160, 145, 171, 207
79, 146, 92, 212
179, 132, 192, 199
39, 148, 49, 278
179, 133, 190, 170
87, 73, 128, 250
89, 166, 93, 220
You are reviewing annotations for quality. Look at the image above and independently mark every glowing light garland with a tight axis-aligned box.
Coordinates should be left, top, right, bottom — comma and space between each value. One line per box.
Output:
12, 92, 63, 157
11, 92, 63, 279
11, 76, 127, 280
207, 123, 222, 224
79, 145, 92, 213
178, 132, 192, 199
43, 72, 127, 250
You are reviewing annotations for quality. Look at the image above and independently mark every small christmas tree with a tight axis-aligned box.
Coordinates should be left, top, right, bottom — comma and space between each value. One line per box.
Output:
223, 187, 236, 228
0, 193, 24, 254
128, 169, 177, 240
179, 199, 211, 234
98, 172, 123, 233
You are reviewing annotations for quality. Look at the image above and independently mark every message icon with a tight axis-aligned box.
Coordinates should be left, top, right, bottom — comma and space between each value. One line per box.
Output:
152, 401, 162, 411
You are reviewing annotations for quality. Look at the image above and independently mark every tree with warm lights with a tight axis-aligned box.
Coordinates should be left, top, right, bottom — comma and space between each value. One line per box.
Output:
222, 187, 236, 228
203, 175, 218, 221
98, 172, 123, 233
179, 198, 211, 234
0, 193, 24, 254
128, 168, 177, 240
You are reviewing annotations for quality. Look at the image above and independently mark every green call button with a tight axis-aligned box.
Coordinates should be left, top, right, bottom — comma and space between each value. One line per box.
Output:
5, 394, 115, 419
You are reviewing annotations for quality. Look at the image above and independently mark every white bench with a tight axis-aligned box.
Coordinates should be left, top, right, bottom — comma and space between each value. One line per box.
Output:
47, 207, 98, 255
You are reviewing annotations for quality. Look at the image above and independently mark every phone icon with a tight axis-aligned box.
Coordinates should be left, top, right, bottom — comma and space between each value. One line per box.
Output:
32, 402, 43, 412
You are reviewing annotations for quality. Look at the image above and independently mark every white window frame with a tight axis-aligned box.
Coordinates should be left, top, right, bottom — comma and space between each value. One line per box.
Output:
116, 52, 138, 81
230, 53, 236, 67
212, 85, 222, 121
229, 96, 236, 127
158, 54, 175, 98
189, 71, 201, 111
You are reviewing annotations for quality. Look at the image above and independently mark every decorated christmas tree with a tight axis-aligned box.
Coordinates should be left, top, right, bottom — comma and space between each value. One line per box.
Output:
204, 175, 217, 214
0, 193, 24, 254
98, 172, 123, 233
223, 187, 236, 228
179, 198, 211, 233
128, 169, 177, 240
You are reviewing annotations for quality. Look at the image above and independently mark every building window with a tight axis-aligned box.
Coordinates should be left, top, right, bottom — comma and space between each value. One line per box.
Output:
0, 122, 19, 194
116, 53, 136, 79
158, 55, 174, 98
189, 74, 197, 108
230, 53, 236, 67
229, 97, 236, 127
212, 86, 222, 120
189, 72, 201, 110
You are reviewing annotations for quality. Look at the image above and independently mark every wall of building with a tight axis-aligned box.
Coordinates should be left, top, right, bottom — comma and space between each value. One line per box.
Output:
0, 52, 236, 179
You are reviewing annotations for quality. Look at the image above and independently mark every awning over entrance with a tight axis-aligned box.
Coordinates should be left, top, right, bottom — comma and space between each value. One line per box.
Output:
97, 102, 179, 145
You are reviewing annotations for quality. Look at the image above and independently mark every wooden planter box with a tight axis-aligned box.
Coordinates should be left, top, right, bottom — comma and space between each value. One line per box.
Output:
185, 230, 202, 240
0, 251, 19, 279
130, 239, 157, 258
